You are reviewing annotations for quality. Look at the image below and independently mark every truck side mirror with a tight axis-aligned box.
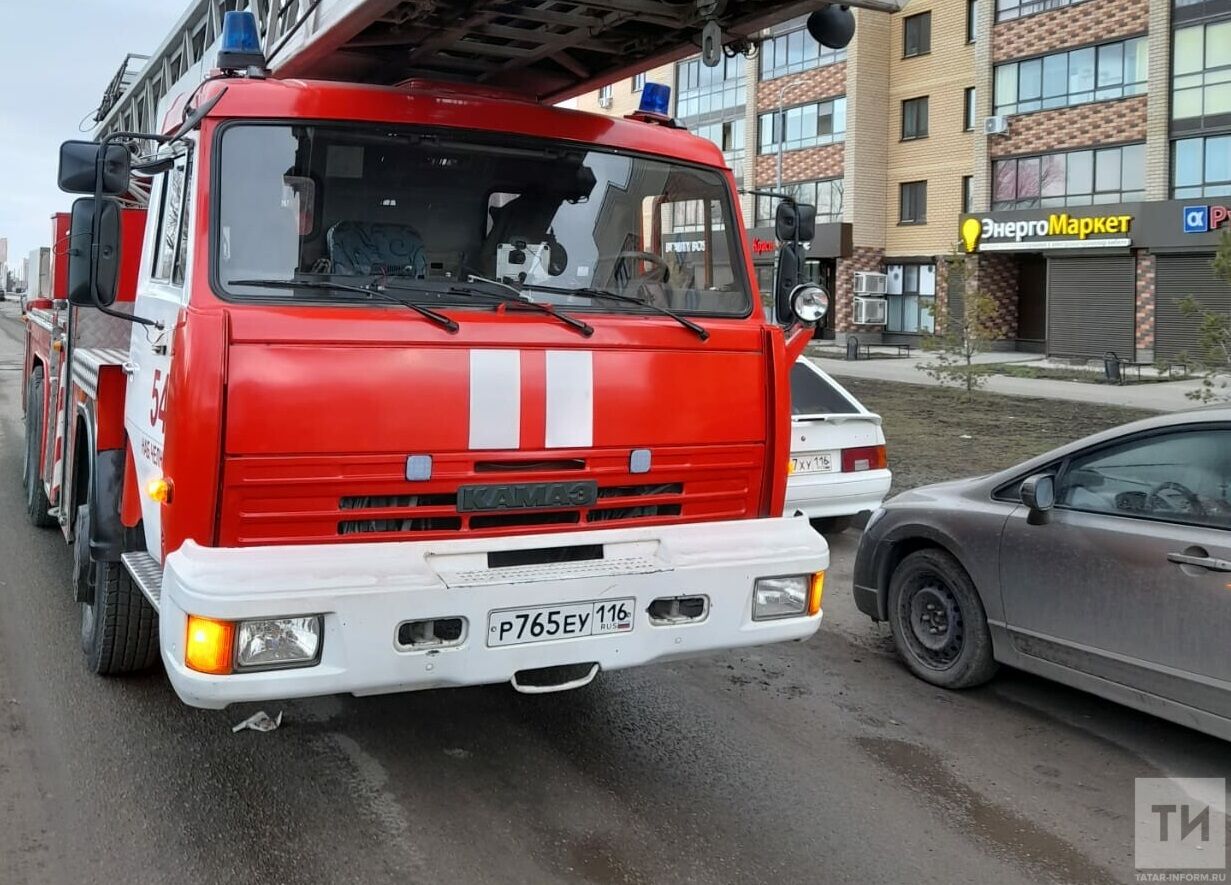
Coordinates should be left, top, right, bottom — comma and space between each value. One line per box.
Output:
774, 241, 805, 323
58, 140, 130, 196
774, 201, 817, 244
67, 197, 122, 307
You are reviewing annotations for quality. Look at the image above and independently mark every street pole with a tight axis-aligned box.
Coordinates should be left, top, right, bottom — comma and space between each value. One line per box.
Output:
775, 83, 786, 192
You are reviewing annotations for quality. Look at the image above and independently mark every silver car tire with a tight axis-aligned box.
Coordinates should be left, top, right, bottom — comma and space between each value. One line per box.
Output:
887, 549, 998, 689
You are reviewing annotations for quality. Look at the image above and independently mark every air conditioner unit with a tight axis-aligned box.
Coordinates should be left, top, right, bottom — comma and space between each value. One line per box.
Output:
984, 115, 1009, 135
853, 271, 888, 296
853, 297, 888, 326
598, 96, 613, 109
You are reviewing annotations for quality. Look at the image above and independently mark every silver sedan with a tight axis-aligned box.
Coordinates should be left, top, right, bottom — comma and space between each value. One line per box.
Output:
853, 407, 1231, 741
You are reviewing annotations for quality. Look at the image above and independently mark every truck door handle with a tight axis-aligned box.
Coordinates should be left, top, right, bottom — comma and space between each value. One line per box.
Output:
1167, 552, 1231, 573
122, 361, 139, 377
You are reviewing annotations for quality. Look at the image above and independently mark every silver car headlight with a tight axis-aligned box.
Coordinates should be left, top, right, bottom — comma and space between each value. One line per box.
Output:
865, 506, 888, 532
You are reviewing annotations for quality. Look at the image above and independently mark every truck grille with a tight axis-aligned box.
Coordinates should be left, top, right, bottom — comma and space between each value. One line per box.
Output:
219, 448, 760, 546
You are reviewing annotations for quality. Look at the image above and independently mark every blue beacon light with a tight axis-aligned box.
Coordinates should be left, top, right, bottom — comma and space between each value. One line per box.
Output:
217, 11, 267, 71
638, 83, 672, 119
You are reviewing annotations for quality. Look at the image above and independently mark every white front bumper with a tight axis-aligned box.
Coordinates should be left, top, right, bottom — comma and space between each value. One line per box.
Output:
160, 517, 828, 709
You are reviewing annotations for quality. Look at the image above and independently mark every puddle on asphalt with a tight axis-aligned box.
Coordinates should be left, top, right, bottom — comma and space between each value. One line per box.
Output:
856, 735, 1118, 885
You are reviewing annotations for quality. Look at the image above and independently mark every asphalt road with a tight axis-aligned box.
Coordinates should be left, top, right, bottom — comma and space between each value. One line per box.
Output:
1, 299, 1228, 885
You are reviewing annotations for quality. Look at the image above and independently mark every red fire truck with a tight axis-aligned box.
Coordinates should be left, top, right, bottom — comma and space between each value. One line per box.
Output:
21, 0, 897, 708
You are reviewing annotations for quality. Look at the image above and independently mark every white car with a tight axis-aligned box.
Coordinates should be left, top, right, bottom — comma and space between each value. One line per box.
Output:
784, 357, 891, 532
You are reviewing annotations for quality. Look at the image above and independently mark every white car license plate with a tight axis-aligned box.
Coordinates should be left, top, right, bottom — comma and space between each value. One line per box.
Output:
791, 452, 837, 475
487, 598, 635, 647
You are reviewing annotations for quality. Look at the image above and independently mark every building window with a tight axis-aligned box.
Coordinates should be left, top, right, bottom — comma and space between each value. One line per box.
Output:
760, 24, 846, 80
675, 54, 746, 121
1173, 21, 1231, 124
694, 119, 746, 182
598, 84, 613, 105
962, 175, 974, 213
755, 179, 845, 225
758, 97, 848, 153
996, 0, 1092, 23
901, 97, 929, 139
885, 263, 937, 334
668, 198, 728, 234
992, 143, 1146, 209
1172, 134, 1231, 198
967, 0, 978, 42
632, 72, 646, 92
993, 37, 1147, 116
899, 181, 927, 224
964, 87, 977, 130
903, 12, 931, 57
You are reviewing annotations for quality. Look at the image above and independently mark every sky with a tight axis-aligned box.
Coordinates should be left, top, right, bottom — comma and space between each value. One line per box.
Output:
0, 0, 186, 270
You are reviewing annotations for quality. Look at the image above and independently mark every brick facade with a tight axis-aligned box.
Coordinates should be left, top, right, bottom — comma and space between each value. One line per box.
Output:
968, 253, 1019, 340
990, 95, 1147, 158
756, 62, 846, 109
834, 245, 886, 335
992, 0, 1148, 61
755, 143, 845, 184
1135, 251, 1156, 357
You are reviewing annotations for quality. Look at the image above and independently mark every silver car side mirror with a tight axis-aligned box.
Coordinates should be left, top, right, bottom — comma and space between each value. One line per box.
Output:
1021, 474, 1055, 525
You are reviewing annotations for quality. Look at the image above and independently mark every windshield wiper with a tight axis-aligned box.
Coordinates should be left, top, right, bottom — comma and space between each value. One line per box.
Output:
410, 275, 593, 337
227, 278, 458, 333
522, 283, 709, 341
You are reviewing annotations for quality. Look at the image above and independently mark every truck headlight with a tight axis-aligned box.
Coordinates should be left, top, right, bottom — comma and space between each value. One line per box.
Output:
236, 616, 323, 670
753, 575, 810, 620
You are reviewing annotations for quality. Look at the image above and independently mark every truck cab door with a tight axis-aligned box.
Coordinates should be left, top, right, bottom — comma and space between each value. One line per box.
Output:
126, 155, 193, 559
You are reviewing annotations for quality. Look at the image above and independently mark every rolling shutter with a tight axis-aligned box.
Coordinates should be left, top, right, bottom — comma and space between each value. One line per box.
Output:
1046, 256, 1135, 359
1154, 254, 1229, 362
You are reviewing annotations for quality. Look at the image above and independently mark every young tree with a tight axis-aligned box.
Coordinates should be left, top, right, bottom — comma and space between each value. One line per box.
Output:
921, 255, 999, 398
1178, 230, 1231, 403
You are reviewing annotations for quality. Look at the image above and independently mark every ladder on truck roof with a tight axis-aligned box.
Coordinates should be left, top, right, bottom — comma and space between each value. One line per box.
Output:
95, 0, 902, 139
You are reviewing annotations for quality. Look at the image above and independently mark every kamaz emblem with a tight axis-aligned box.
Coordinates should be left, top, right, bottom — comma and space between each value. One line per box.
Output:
457, 481, 599, 512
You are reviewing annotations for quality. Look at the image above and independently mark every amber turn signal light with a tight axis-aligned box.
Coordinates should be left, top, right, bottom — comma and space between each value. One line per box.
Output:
146, 477, 173, 504
808, 572, 825, 616
185, 615, 235, 675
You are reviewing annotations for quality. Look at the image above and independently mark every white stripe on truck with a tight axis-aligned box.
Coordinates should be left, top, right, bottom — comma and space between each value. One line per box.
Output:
545, 350, 593, 449
469, 349, 521, 450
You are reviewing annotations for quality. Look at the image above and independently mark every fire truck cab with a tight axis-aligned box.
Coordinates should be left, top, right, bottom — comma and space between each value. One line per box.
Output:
21, 0, 899, 708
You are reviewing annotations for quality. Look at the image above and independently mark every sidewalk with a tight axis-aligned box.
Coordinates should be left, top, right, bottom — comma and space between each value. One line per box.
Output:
805, 346, 1206, 413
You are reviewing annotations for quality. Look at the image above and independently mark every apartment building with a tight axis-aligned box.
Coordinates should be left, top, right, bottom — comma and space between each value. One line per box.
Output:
964, 0, 1231, 361
577, 0, 1230, 357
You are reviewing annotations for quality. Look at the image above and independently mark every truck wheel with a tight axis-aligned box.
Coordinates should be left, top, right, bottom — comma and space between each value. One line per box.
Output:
887, 548, 997, 690
23, 368, 56, 528
78, 479, 159, 674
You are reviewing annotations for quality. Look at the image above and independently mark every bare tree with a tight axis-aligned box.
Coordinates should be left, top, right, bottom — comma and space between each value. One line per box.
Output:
921, 254, 999, 398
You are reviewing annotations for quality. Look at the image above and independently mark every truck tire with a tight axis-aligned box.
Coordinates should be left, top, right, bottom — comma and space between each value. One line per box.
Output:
886, 548, 997, 690
23, 368, 56, 528
77, 480, 159, 675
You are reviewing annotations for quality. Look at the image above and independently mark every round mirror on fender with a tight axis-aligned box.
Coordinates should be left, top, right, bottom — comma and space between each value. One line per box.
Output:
790, 284, 830, 324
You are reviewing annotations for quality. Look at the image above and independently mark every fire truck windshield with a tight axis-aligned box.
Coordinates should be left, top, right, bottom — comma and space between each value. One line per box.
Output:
214, 122, 752, 317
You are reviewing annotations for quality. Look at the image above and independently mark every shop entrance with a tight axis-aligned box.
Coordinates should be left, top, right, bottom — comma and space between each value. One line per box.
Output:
1016, 254, 1047, 353
754, 257, 835, 338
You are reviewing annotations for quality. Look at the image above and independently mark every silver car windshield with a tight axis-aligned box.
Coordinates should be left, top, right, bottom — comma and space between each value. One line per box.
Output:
214, 123, 752, 317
